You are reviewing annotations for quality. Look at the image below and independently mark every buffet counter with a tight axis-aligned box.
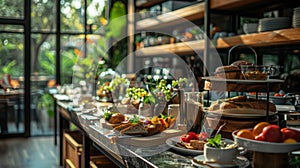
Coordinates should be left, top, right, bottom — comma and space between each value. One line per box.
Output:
55, 97, 194, 168
54, 94, 300, 168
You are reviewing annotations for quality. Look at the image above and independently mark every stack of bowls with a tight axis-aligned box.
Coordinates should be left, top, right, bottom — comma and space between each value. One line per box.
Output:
293, 7, 300, 28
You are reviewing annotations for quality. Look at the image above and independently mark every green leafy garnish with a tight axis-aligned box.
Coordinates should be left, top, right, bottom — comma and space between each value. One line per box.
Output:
103, 111, 112, 121
207, 134, 222, 148
103, 111, 118, 121
129, 115, 140, 124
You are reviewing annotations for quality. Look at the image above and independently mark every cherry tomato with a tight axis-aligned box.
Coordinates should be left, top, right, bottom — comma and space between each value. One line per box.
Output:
185, 134, 198, 143
188, 132, 197, 136
197, 132, 209, 141
180, 135, 187, 142
274, 93, 284, 97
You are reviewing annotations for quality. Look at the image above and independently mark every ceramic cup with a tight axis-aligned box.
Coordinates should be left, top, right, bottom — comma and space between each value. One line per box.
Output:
204, 143, 238, 163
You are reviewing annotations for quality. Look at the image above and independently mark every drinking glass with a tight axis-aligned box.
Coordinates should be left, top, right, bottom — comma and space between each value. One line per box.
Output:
182, 92, 204, 133
168, 104, 180, 128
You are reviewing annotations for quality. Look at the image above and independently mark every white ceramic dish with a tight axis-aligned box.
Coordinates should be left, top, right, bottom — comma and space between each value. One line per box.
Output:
165, 136, 203, 155
192, 154, 250, 168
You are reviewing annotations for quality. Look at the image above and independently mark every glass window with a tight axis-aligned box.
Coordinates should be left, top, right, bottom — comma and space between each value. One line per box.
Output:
0, 31, 24, 80
0, 24, 24, 33
0, 31, 24, 134
31, 0, 56, 32
86, 0, 108, 33
60, 35, 83, 85
61, 0, 85, 33
0, 0, 24, 19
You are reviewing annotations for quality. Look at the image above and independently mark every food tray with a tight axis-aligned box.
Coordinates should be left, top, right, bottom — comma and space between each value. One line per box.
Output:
111, 129, 184, 147
232, 130, 300, 153
203, 77, 283, 92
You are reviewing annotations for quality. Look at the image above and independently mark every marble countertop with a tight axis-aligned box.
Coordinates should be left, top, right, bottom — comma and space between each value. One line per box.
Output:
56, 100, 197, 168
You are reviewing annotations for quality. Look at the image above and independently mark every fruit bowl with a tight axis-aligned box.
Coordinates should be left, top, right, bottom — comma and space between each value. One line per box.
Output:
270, 96, 292, 105
232, 130, 300, 153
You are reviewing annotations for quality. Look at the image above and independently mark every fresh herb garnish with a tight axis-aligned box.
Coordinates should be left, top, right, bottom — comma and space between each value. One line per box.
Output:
103, 111, 112, 121
207, 134, 222, 148
129, 115, 140, 124
103, 111, 118, 121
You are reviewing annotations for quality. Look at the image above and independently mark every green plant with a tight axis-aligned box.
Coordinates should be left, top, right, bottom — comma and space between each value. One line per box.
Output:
151, 78, 187, 102
126, 87, 155, 104
103, 76, 129, 92
38, 93, 54, 117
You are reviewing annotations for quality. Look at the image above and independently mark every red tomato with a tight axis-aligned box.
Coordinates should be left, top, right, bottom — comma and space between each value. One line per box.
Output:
188, 132, 197, 137
180, 135, 187, 142
274, 93, 284, 97
185, 134, 196, 143
281, 128, 300, 142
262, 125, 282, 142
180, 132, 199, 143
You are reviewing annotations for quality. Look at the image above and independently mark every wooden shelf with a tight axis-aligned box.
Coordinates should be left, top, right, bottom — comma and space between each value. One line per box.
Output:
136, 28, 300, 57
136, 0, 166, 9
136, 0, 262, 31
136, 3, 205, 31
135, 40, 205, 57
217, 28, 300, 48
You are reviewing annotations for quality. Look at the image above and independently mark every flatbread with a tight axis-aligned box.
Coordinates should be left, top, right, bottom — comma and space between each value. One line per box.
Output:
120, 122, 147, 135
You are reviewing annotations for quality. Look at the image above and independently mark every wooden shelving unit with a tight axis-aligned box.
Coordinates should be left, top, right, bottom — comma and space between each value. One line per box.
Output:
136, 0, 262, 31
135, 40, 205, 56
135, 28, 300, 57
217, 28, 300, 48
136, 3, 205, 31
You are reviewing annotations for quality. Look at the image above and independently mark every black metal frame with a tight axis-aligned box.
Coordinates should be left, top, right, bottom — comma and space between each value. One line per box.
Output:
0, 0, 105, 138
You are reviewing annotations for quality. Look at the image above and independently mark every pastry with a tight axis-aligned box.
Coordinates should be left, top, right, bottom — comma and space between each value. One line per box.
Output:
214, 65, 242, 79
208, 96, 277, 112
109, 113, 125, 124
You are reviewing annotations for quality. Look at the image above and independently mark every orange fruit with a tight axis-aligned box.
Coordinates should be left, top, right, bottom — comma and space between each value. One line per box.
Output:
237, 129, 255, 140
283, 138, 297, 144
253, 122, 270, 136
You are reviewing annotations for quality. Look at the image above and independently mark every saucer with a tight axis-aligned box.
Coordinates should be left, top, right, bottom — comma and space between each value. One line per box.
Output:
192, 155, 250, 168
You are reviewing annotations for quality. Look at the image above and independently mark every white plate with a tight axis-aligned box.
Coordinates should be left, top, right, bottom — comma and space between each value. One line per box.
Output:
232, 130, 300, 153
192, 155, 250, 168
202, 77, 284, 84
166, 136, 203, 155
204, 109, 277, 118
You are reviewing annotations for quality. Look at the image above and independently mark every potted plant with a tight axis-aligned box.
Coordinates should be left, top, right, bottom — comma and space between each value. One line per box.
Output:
38, 93, 55, 128
122, 87, 155, 115
204, 134, 238, 163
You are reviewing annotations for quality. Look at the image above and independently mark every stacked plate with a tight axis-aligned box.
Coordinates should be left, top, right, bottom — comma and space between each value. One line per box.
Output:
243, 23, 258, 34
258, 17, 291, 32
293, 7, 300, 28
